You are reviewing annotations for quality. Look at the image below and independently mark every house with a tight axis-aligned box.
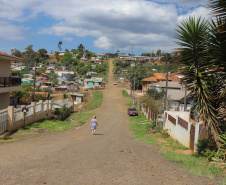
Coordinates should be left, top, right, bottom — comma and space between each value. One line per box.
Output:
83, 77, 104, 89
57, 71, 74, 79
37, 73, 49, 79
94, 61, 102, 64
71, 93, 84, 104
141, 73, 181, 92
40, 80, 54, 87
165, 89, 191, 111
86, 72, 97, 76
21, 78, 34, 84
65, 82, 80, 92
0, 51, 22, 109
148, 81, 183, 92
121, 57, 133, 63
54, 86, 68, 93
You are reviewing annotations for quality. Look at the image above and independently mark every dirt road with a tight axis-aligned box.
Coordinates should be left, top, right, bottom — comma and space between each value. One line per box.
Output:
0, 60, 214, 185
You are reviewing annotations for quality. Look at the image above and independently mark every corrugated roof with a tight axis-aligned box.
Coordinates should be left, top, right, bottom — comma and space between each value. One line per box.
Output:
167, 89, 191, 101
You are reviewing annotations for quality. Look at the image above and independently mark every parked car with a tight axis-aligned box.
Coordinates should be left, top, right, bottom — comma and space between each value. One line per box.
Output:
128, 107, 138, 116
113, 82, 117, 85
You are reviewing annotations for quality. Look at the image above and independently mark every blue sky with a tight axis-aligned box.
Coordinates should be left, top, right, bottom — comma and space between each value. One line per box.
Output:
0, 0, 210, 55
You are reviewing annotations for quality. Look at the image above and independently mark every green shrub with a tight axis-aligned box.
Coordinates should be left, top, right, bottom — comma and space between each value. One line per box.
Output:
146, 120, 156, 131
196, 138, 209, 155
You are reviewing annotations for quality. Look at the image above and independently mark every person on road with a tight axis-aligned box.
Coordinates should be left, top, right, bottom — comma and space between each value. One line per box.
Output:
90, 116, 98, 135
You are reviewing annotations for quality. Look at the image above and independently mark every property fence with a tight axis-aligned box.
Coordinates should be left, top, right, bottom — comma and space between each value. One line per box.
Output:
0, 108, 8, 134
0, 100, 53, 134
164, 111, 201, 152
139, 103, 161, 126
14, 109, 23, 123
26, 105, 33, 118
35, 102, 41, 113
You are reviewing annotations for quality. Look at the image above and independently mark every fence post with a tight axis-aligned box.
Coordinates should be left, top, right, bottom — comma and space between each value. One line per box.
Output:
194, 122, 201, 152
39, 100, 43, 112
7, 106, 14, 132
31, 102, 36, 117
46, 100, 49, 112
49, 100, 52, 112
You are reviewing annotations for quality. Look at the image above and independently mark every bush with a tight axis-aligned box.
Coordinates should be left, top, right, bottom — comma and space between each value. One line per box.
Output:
196, 138, 209, 155
146, 120, 156, 131
54, 106, 72, 121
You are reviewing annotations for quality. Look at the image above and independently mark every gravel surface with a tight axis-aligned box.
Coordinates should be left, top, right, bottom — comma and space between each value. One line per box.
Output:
0, 60, 217, 185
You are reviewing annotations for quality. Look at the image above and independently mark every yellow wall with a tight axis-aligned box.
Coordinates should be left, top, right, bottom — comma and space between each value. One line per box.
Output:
0, 59, 11, 77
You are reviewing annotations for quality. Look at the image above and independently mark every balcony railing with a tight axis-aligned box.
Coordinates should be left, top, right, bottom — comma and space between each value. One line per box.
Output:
0, 77, 21, 88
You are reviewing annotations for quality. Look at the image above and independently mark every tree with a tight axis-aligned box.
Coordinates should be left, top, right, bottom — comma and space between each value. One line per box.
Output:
54, 51, 60, 62
22, 45, 38, 67
38, 48, 49, 59
71, 49, 78, 55
58, 41, 62, 51
156, 49, 161, 56
175, 16, 225, 146
61, 52, 74, 67
77, 44, 85, 53
11, 48, 22, 58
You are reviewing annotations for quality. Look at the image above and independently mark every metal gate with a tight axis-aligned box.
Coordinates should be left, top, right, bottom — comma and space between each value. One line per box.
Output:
0, 109, 8, 134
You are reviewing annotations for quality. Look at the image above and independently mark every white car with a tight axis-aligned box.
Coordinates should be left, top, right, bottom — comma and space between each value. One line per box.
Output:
113, 82, 117, 85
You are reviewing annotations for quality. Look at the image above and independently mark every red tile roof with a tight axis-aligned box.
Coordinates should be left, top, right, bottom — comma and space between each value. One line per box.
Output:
153, 73, 167, 80
168, 76, 181, 82
141, 77, 157, 82
0, 51, 22, 60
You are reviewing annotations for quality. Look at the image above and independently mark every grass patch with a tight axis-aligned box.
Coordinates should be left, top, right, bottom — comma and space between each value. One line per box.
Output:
162, 152, 226, 180
86, 91, 103, 111
18, 120, 76, 133
124, 97, 225, 182
0, 137, 23, 143
69, 112, 95, 125
122, 90, 129, 97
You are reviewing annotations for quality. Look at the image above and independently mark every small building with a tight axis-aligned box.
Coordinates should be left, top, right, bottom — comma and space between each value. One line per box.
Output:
21, 78, 34, 84
54, 86, 68, 93
165, 89, 191, 111
86, 72, 97, 76
71, 93, 84, 104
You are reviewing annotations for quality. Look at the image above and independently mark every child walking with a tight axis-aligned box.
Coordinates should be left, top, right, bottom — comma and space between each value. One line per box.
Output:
90, 116, 98, 135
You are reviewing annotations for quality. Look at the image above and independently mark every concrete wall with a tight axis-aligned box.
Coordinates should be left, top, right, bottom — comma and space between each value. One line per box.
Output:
0, 59, 10, 77
7, 100, 52, 132
166, 111, 190, 122
164, 111, 201, 152
0, 92, 10, 110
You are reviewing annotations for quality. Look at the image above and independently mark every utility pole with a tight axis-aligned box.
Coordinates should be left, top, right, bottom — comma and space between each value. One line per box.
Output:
133, 76, 135, 106
184, 84, 187, 111
164, 61, 169, 111
32, 57, 38, 102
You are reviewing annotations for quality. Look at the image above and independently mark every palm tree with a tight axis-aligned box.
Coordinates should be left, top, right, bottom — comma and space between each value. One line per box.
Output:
175, 16, 224, 146
209, 0, 226, 19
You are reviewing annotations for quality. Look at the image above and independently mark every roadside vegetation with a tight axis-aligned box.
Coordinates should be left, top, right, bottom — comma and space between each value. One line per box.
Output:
85, 91, 103, 111
0, 90, 103, 143
123, 90, 225, 183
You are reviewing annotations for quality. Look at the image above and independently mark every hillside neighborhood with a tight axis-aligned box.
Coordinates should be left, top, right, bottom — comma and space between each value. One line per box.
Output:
0, 0, 225, 184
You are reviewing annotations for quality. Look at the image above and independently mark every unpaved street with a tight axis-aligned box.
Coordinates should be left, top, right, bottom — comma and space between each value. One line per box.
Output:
0, 60, 214, 185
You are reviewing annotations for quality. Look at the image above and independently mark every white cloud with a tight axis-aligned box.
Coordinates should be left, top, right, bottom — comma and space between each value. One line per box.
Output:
63, 37, 74, 42
0, 0, 212, 52
178, 7, 211, 22
0, 21, 29, 40
153, 0, 205, 8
